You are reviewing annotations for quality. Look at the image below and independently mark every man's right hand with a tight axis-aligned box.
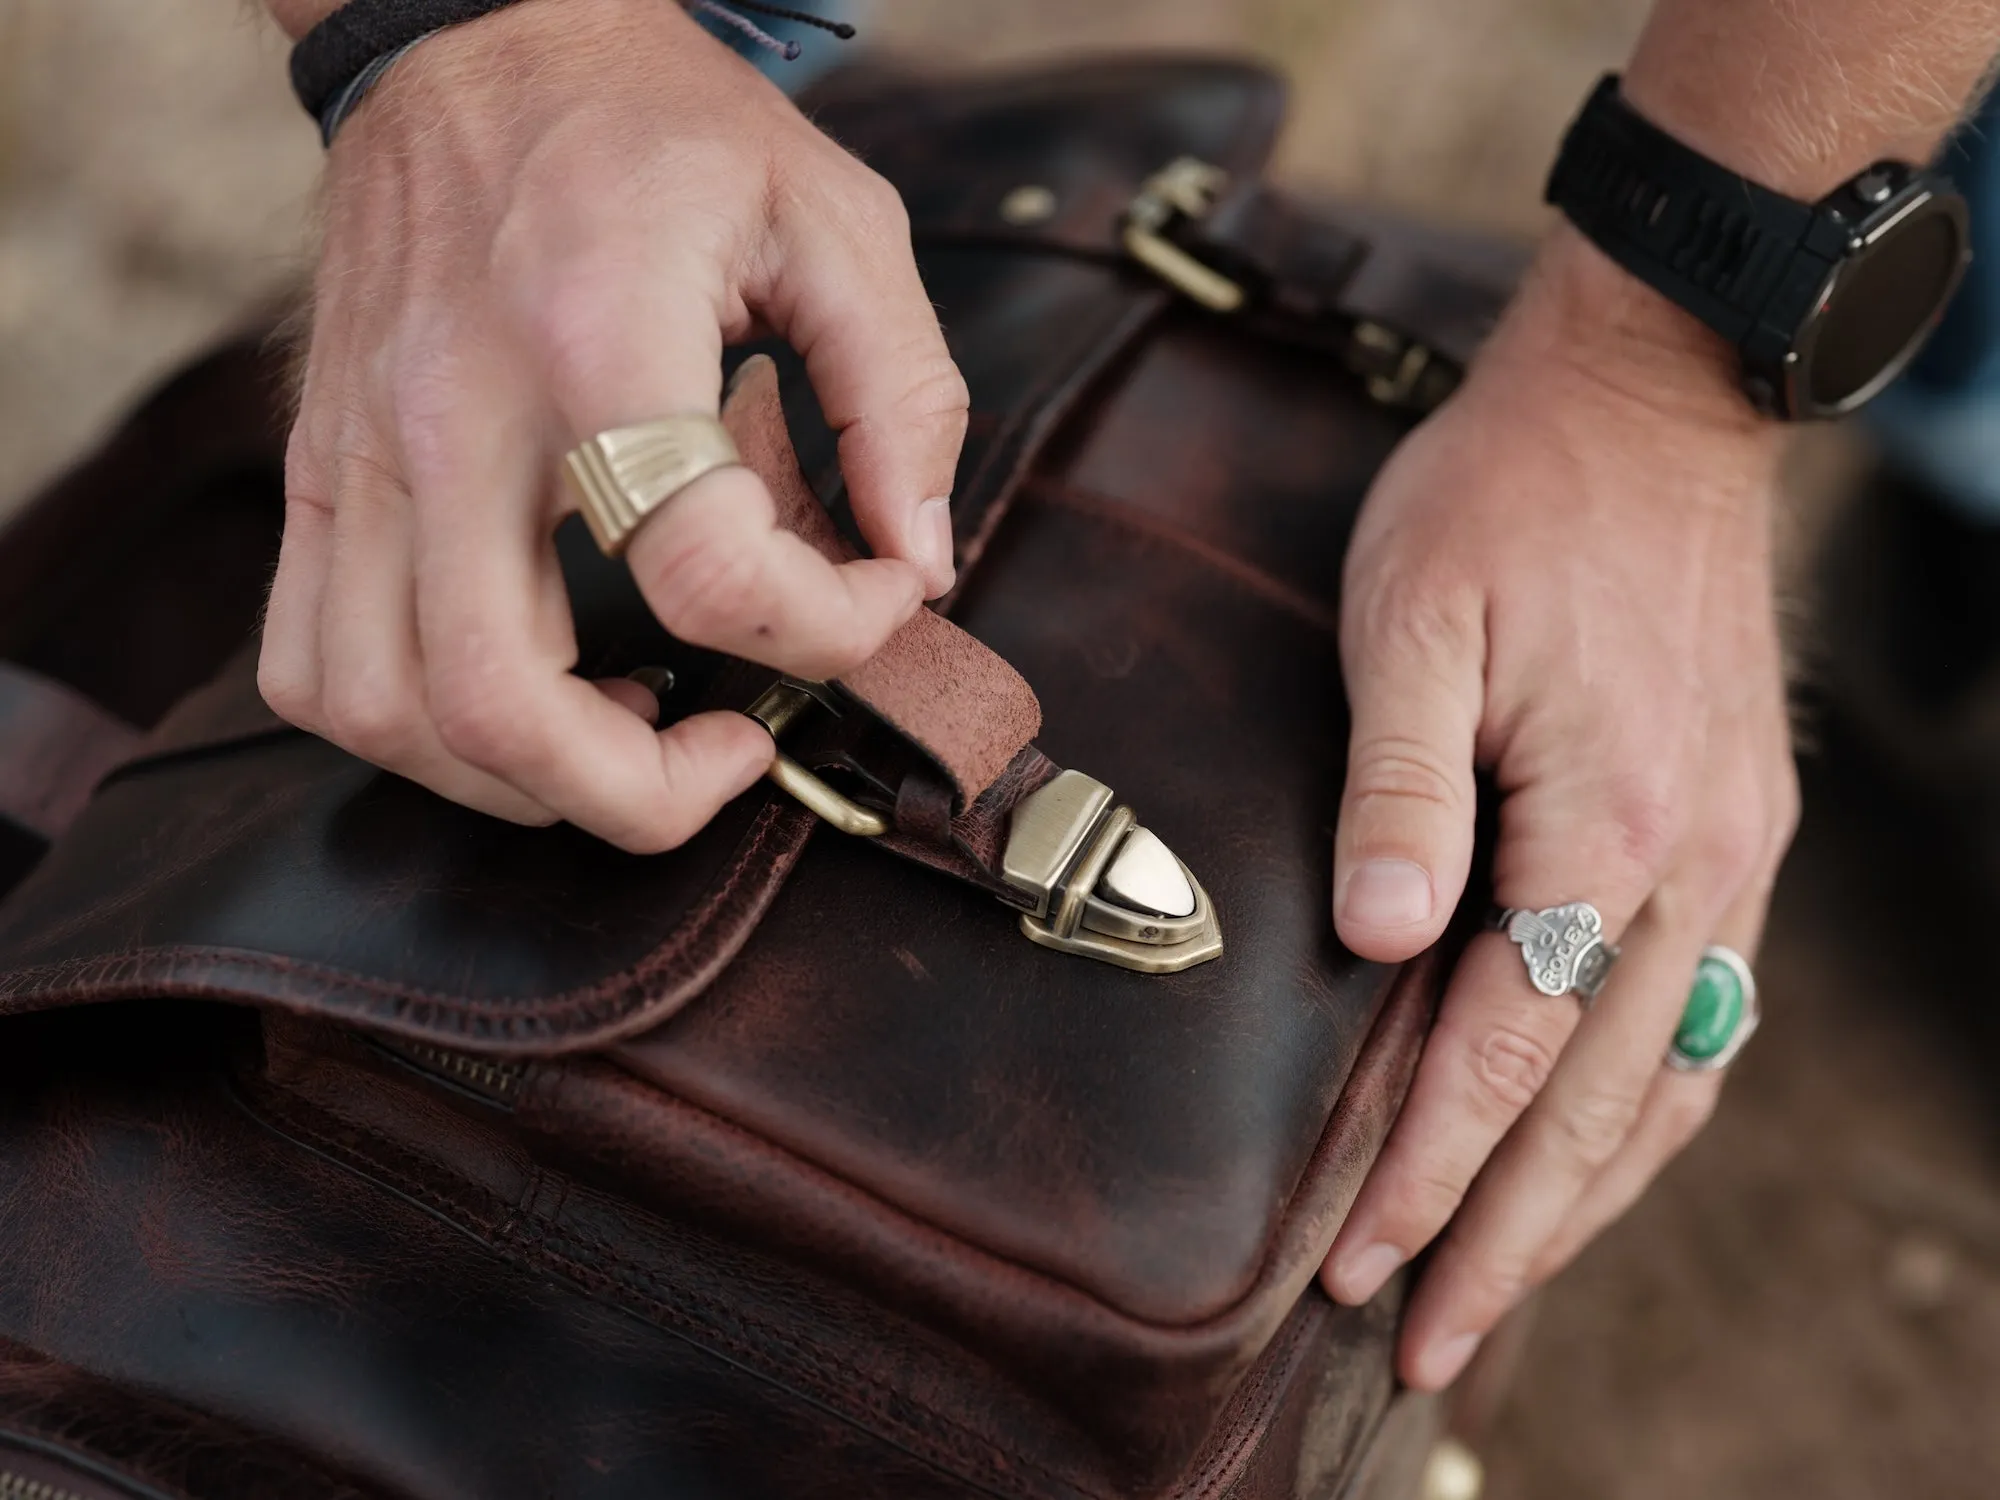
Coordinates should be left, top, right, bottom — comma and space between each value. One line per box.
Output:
259, 0, 969, 851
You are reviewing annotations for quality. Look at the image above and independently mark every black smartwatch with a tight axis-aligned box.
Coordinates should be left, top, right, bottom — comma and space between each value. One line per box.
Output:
1546, 74, 1970, 420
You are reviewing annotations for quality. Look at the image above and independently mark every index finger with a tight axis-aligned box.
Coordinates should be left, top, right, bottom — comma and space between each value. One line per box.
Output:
762, 155, 969, 599
537, 260, 926, 680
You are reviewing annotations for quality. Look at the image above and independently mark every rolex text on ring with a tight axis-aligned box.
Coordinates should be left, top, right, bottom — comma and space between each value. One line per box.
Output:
562, 415, 744, 558
1667, 944, 1759, 1072
1494, 901, 1621, 1005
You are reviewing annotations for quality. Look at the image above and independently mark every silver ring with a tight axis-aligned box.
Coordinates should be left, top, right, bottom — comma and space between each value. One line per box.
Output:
1667, 945, 1760, 1072
1494, 902, 1621, 1006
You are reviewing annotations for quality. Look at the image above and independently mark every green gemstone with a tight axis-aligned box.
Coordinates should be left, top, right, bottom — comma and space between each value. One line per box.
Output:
1675, 955, 1745, 1061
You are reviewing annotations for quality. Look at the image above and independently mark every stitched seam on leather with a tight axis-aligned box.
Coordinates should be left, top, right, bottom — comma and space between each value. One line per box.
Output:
0, 802, 814, 1044
1023, 478, 1343, 637
268, 1091, 1078, 1499
244, 1078, 1090, 1500
1178, 1307, 1315, 1500
586, 1048, 1294, 1345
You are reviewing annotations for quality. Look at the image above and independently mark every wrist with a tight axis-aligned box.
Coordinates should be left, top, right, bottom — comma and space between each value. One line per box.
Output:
1489, 223, 1774, 438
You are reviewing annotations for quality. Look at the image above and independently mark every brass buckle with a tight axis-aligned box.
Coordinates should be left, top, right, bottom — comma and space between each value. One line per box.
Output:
1345, 319, 1453, 412
1122, 158, 1248, 313
1001, 770, 1223, 975
744, 680, 890, 838
744, 691, 1224, 974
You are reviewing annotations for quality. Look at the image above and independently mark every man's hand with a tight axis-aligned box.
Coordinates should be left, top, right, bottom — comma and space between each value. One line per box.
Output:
1320, 225, 1799, 1389
1315, 0, 2000, 1385
259, 0, 968, 851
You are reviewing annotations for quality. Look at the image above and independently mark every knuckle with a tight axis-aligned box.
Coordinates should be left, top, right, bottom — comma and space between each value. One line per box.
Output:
903, 348, 970, 428
1384, 1161, 1476, 1242
320, 666, 418, 762
1347, 733, 1466, 815
844, 346, 969, 459
846, 167, 912, 244
1770, 761, 1803, 854
255, 647, 314, 727
1549, 1087, 1642, 1168
1467, 1020, 1562, 1117
634, 525, 767, 647
430, 676, 538, 774
788, 149, 911, 254
1696, 808, 1767, 893
1345, 566, 1476, 670
1468, 1255, 1533, 1317
1604, 766, 1682, 877
283, 423, 333, 512
1660, 1082, 1720, 1149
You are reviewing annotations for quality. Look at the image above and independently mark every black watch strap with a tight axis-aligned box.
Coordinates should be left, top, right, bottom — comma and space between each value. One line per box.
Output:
1545, 74, 1821, 346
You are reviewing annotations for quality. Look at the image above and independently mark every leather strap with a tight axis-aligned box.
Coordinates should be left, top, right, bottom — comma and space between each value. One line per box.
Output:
904, 175, 1521, 415
0, 664, 142, 843
1187, 186, 1522, 369
720, 357, 1043, 808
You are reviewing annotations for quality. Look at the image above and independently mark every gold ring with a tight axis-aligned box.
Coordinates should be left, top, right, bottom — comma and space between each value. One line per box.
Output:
562, 415, 742, 557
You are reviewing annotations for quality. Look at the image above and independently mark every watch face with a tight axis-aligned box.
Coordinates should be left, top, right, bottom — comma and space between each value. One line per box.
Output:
1795, 188, 1969, 417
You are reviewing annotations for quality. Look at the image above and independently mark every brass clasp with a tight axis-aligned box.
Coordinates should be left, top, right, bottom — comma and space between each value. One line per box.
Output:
1345, 319, 1455, 412
744, 680, 891, 838
744, 689, 1224, 974
1122, 158, 1248, 313
1002, 770, 1223, 974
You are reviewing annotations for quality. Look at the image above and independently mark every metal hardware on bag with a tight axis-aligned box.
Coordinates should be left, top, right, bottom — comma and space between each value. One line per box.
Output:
1346, 319, 1453, 412
1004, 770, 1224, 974
1047, 804, 1138, 942
742, 700, 1221, 971
1001, 769, 1115, 919
999, 182, 1059, 225
1122, 157, 1248, 313
0, 1471, 94, 1500
744, 680, 891, 838
1124, 162, 1457, 415
372, 1037, 525, 1107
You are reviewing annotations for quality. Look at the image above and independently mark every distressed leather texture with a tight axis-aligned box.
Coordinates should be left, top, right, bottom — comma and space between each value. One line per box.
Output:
0, 58, 1518, 1500
726, 354, 1046, 806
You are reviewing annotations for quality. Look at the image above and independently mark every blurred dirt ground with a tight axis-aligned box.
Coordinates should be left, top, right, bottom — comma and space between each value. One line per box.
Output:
5, 3, 2000, 1498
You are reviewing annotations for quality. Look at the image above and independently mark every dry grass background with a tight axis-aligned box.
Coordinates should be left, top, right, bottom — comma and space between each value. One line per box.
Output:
5, 4, 2000, 1499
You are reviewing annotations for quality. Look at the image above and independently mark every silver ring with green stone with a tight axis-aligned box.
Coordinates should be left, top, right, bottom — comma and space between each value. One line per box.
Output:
1668, 945, 1760, 1072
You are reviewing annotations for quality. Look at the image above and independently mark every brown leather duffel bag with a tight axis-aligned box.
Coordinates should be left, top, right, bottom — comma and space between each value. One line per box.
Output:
0, 57, 1521, 1500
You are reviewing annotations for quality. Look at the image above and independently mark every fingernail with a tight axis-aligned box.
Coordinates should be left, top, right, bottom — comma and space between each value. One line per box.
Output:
1416, 1331, 1482, 1391
917, 496, 956, 596
1340, 858, 1434, 931
1333, 1242, 1405, 1304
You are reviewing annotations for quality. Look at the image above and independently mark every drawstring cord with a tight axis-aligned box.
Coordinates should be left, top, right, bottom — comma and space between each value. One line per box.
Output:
305, 0, 859, 145
690, 0, 855, 62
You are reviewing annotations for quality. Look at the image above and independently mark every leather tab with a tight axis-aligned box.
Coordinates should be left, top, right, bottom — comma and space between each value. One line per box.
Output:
721, 357, 1041, 805
0, 664, 141, 843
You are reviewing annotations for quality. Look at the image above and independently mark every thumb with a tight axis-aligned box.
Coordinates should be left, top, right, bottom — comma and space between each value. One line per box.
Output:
1333, 595, 1484, 961
766, 165, 969, 599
